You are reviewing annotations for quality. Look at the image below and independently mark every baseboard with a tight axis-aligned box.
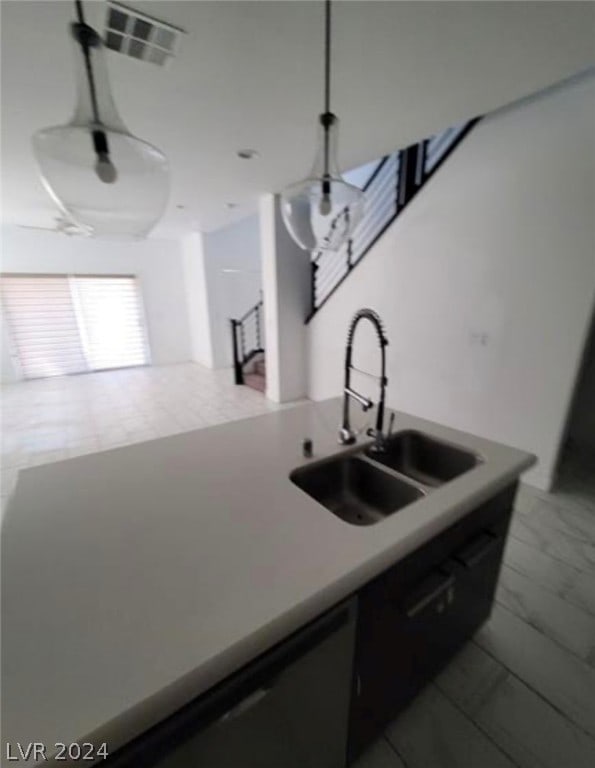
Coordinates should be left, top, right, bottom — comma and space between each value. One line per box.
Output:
520, 467, 554, 493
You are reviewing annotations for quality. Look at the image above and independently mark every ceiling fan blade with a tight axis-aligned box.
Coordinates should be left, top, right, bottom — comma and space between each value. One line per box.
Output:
17, 224, 56, 231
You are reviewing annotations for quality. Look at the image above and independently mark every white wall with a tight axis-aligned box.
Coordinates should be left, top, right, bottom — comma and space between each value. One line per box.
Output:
1, 314, 18, 383
260, 194, 311, 403
308, 73, 595, 491
344, 159, 380, 190
1, 226, 193, 381
181, 232, 215, 369
201, 215, 262, 369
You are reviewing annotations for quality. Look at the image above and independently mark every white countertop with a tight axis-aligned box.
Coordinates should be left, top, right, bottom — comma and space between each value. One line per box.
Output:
1, 398, 534, 764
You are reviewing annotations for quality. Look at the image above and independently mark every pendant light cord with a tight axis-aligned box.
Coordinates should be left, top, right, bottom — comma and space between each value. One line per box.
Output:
74, 0, 101, 126
74, 0, 84, 23
322, 0, 332, 181
324, 0, 331, 115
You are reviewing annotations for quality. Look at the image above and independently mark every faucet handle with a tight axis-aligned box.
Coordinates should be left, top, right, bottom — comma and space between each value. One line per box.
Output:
367, 428, 388, 453
344, 386, 374, 412
367, 413, 394, 454
338, 427, 357, 445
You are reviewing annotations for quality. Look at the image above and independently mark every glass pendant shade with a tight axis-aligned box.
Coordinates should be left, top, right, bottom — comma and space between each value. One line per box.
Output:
32, 23, 169, 239
281, 115, 364, 252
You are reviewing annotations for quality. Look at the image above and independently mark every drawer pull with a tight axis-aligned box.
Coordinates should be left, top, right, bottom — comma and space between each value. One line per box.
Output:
217, 687, 271, 724
455, 532, 500, 568
403, 570, 455, 619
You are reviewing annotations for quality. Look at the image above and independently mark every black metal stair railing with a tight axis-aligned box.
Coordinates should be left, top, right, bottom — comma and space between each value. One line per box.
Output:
230, 298, 264, 385
308, 118, 480, 320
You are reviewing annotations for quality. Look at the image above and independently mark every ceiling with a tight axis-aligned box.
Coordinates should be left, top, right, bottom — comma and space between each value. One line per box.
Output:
1, 0, 594, 239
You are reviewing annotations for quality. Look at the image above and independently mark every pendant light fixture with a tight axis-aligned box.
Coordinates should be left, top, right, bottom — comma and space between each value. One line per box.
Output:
281, 0, 364, 252
31, 0, 169, 239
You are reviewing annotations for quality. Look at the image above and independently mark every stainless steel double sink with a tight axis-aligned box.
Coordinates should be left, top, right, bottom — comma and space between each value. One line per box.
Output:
290, 430, 482, 526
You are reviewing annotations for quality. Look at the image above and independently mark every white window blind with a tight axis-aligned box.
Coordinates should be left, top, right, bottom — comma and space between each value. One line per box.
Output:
1, 275, 87, 379
72, 277, 149, 371
1, 275, 150, 379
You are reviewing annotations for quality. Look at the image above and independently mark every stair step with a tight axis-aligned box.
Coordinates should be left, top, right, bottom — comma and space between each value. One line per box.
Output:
244, 373, 266, 393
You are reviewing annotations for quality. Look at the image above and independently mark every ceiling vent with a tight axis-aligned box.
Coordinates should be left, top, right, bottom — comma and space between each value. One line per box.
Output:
104, 2, 184, 66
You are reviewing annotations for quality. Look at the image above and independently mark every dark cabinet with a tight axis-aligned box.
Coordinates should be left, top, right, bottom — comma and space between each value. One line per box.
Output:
348, 482, 517, 763
101, 483, 517, 768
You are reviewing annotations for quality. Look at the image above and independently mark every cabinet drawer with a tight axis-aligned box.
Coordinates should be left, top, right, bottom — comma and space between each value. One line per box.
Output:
454, 530, 501, 569
348, 483, 516, 763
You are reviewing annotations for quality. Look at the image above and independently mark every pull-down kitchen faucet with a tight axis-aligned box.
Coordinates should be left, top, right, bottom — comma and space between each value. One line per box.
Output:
339, 308, 390, 452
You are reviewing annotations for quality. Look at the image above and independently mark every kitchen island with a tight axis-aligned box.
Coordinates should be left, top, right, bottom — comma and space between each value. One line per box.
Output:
1, 398, 535, 766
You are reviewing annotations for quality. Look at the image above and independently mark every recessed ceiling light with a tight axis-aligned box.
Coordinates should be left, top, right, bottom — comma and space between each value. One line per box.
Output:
237, 149, 259, 160
226, 202, 238, 209
176, 204, 185, 210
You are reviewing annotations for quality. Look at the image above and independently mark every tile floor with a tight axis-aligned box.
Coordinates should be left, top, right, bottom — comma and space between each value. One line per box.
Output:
355, 447, 595, 768
2, 365, 594, 766
0, 362, 293, 520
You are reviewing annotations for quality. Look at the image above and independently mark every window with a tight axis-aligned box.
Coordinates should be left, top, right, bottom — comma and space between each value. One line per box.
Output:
72, 277, 149, 372
1, 275, 150, 379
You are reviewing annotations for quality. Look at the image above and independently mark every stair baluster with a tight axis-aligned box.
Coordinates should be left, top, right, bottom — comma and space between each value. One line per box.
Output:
230, 298, 266, 391
307, 118, 480, 319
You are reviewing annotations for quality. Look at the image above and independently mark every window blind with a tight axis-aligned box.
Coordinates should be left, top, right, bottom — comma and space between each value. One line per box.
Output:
72, 276, 149, 371
1, 274, 150, 379
1, 275, 87, 379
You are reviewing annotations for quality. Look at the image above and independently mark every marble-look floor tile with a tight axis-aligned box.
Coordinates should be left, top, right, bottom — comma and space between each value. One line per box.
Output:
509, 513, 595, 576
352, 738, 406, 768
503, 536, 595, 618
513, 484, 536, 515
496, 564, 595, 665
435, 642, 508, 716
526, 465, 595, 518
0, 363, 292, 524
476, 603, 595, 738
475, 673, 595, 768
385, 684, 515, 768
552, 476, 595, 516
0, 364, 284, 460
520, 496, 595, 545
437, 643, 595, 768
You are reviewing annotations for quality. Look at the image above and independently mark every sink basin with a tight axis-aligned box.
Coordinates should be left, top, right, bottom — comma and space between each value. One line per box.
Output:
366, 430, 480, 486
290, 455, 423, 526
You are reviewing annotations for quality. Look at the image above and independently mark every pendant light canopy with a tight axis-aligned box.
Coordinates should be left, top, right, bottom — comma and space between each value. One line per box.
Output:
32, 1, 169, 239
281, 0, 364, 252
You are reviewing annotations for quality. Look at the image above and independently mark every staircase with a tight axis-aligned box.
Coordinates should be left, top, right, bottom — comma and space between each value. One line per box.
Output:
231, 119, 479, 389
307, 117, 480, 320
230, 298, 266, 393
243, 352, 266, 393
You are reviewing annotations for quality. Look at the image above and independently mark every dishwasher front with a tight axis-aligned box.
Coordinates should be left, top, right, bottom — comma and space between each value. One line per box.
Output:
105, 599, 357, 768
